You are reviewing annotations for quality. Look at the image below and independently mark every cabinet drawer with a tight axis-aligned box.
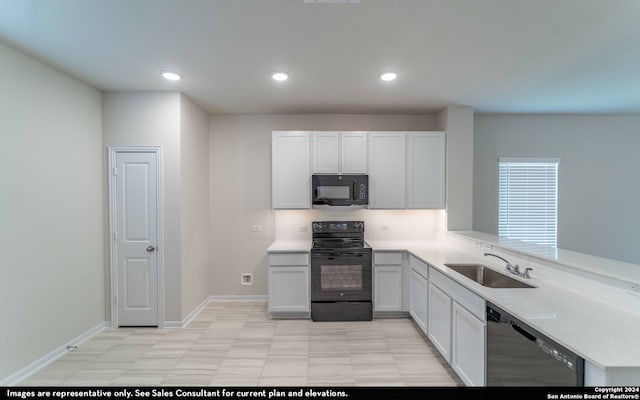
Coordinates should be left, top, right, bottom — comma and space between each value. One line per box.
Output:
430, 267, 454, 294
409, 254, 429, 279
374, 252, 403, 265
269, 253, 309, 266
430, 267, 485, 321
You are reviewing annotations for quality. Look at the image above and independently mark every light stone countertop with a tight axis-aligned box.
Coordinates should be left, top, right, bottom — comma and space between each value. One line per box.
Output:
267, 238, 640, 370
451, 231, 640, 285
368, 239, 640, 370
267, 240, 312, 253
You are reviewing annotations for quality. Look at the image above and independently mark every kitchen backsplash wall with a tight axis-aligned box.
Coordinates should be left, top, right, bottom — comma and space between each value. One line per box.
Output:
209, 113, 439, 297
275, 209, 446, 242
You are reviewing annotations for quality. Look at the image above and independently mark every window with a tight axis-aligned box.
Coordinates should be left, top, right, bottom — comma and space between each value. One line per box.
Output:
498, 158, 559, 247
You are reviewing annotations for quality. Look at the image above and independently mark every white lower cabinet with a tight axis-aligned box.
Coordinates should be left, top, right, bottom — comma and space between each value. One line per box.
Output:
268, 253, 310, 318
452, 302, 486, 386
373, 252, 404, 312
409, 267, 429, 335
428, 282, 452, 362
374, 266, 403, 312
428, 266, 486, 386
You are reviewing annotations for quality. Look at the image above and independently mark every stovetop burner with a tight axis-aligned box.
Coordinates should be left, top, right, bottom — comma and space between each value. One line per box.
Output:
311, 221, 369, 251
311, 239, 369, 250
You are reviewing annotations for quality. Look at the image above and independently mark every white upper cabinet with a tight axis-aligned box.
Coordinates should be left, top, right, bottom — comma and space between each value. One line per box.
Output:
368, 132, 406, 209
312, 132, 340, 174
311, 131, 367, 174
407, 132, 446, 209
272, 131, 311, 209
340, 132, 368, 174
273, 130, 445, 210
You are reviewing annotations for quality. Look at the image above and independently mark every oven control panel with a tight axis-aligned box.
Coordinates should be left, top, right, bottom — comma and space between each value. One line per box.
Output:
312, 221, 364, 233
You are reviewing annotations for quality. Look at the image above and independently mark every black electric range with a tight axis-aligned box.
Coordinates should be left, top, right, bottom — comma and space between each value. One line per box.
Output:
310, 221, 372, 321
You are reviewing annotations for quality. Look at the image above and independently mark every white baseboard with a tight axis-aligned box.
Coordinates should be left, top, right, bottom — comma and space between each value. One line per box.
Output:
3, 296, 269, 384
164, 296, 213, 329
1, 321, 109, 386
209, 295, 267, 302
162, 320, 184, 329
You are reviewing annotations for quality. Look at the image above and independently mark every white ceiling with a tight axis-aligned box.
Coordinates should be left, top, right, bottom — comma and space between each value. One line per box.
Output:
1, 0, 639, 114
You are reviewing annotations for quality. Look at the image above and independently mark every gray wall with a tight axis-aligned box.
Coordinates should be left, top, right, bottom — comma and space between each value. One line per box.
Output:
474, 114, 640, 265
438, 105, 474, 231
179, 94, 211, 318
102, 92, 183, 322
209, 114, 439, 296
0, 41, 104, 381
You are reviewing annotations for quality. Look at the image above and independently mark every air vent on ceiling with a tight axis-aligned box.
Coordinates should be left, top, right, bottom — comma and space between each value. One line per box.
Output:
304, 0, 360, 4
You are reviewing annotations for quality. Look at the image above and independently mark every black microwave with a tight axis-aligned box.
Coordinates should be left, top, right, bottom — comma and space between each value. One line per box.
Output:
312, 174, 369, 206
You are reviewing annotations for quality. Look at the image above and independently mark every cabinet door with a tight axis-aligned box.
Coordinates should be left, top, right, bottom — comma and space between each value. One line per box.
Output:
428, 282, 452, 362
341, 132, 368, 174
407, 132, 446, 209
369, 132, 406, 209
268, 266, 310, 313
272, 131, 310, 209
374, 265, 402, 311
312, 132, 340, 174
452, 302, 486, 386
409, 268, 429, 334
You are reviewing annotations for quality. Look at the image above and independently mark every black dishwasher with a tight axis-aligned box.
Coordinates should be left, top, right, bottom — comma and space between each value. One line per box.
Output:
486, 302, 584, 386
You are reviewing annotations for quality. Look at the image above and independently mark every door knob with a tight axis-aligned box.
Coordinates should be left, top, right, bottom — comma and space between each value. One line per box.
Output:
146, 245, 156, 252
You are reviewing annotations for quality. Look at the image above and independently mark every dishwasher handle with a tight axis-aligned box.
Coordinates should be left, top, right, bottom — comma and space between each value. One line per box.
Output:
511, 322, 537, 342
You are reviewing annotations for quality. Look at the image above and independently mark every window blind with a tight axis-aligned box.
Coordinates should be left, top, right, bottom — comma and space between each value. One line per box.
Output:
498, 158, 559, 247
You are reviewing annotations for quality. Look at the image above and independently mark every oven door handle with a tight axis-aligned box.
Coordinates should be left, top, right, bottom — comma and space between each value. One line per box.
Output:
311, 253, 339, 258
312, 252, 365, 258
511, 322, 537, 342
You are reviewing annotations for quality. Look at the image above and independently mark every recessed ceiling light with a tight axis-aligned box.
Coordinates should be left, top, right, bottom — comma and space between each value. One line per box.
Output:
162, 71, 182, 81
272, 71, 289, 82
379, 71, 398, 82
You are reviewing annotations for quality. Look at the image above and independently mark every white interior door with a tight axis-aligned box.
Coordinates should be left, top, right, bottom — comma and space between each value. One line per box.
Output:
114, 151, 159, 326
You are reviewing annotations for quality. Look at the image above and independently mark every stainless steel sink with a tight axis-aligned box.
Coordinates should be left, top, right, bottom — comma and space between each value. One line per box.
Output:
444, 264, 535, 289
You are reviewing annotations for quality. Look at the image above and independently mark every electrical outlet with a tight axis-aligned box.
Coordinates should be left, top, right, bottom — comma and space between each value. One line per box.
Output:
241, 273, 253, 285
250, 224, 263, 232
381, 225, 390, 231
298, 226, 308, 232
630, 284, 640, 293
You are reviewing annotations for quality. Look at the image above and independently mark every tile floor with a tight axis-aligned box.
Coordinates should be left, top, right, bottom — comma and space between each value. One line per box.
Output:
20, 301, 461, 387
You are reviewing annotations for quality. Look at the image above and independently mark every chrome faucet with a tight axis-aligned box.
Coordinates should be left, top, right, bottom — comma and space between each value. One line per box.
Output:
484, 252, 532, 279
484, 252, 518, 273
